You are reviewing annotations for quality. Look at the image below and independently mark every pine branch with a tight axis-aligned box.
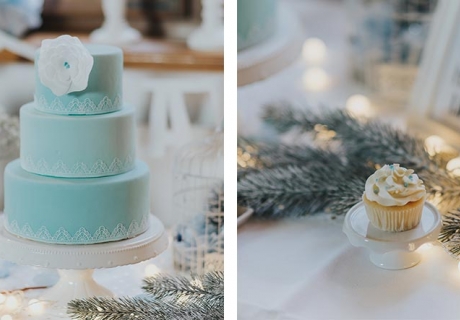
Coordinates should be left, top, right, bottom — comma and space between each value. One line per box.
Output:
68, 272, 224, 320
262, 103, 316, 133
201, 271, 224, 295
142, 272, 224, 310
264, 104, 431, 171
238, 103, 460, 217
67, 296, 221, 320
419, 167, 460, 214
256, 143, 343, 169
238, 159, 372, 217
439, 211, 460, 258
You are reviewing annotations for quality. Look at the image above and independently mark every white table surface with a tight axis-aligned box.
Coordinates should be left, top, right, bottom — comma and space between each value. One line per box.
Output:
237, 0, 460, 319
238, 215, 460, 320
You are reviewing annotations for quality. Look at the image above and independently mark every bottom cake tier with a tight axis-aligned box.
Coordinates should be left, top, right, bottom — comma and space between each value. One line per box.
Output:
4, 159, 150, 245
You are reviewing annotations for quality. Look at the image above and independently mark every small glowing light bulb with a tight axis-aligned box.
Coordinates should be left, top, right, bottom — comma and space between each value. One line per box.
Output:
418, 243, 433, 252
5, 296, 19, 311
28, 299, 45, 315
424, 135, 446, 156
303, 67, 330, 91
1, 315, 13, 320
447, 157, 460, 177
302, 38, 327, 64
346, 94, 372, 118
145, 264, 161, 277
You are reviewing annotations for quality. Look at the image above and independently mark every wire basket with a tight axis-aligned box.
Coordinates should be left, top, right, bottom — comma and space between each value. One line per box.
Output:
172, 129, 224, 275
347, 0, 438, 104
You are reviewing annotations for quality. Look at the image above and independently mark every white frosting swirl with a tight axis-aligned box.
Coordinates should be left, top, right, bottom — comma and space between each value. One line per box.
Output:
365, 164, 426, 206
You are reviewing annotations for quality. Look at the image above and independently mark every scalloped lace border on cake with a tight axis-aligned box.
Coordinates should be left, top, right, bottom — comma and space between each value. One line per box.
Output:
6, 216, 149, 244
35, 94, 122, 114
22, 155, 134, 177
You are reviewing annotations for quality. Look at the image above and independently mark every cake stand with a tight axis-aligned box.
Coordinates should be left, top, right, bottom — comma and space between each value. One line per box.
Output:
237, 3, 304, 87
0, 215, 168, 312
343, 201, 442, 270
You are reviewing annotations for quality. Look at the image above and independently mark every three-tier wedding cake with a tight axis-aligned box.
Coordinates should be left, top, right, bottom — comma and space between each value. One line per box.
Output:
3, 35, 150, 245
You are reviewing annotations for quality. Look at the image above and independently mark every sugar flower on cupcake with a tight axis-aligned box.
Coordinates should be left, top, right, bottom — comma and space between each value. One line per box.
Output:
363, 164, 426, 232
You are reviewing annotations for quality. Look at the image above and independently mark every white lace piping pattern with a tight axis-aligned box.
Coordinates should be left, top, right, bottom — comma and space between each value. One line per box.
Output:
6, 216, 149, 244
21, 155, 134, 178
34, 94, 122, 114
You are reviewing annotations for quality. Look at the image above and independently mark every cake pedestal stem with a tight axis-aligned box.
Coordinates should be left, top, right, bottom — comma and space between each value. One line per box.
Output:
369, 251, 422, 270
343, 201, 442, 270
39, 269, 113, 308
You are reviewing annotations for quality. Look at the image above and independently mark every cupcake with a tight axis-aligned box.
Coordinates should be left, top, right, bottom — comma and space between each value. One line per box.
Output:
363, 164, 426, 232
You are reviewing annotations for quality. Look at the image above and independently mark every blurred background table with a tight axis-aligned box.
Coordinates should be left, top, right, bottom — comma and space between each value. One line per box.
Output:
0, 32, 224, 71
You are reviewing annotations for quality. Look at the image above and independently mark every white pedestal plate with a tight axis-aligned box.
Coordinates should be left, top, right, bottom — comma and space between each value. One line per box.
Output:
0, 215, 168, 318
237, 4, 304, 87
343, 201, 442, 270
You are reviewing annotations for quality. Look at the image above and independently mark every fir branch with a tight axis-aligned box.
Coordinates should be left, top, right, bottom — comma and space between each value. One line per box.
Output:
238, 159, 371, 217
238, 103, 460, 217
67, 296, 221, 320
142, 272, 224, 310
263, 104, 431, 171
419, 167, 460, 214
255, 143, 343, 169
201, 271, 225, 295
438, 211, 460, 259
262, 102, 315, 133
68, 272, 224, 320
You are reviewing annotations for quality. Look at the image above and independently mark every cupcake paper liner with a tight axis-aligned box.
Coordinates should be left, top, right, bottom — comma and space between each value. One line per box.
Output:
363, 196, 424, 232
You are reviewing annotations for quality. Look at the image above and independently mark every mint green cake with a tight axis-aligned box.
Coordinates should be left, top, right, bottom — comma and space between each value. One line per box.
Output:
3, 35, 150, 245
34, 44, 122, 115
20, 103, 135, 178
237, 0, 278, 51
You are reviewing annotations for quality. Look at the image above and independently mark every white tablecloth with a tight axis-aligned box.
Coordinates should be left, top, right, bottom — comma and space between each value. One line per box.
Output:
238, 215, 460, 320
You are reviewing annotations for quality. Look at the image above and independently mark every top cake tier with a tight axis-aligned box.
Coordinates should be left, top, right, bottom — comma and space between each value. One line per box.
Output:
34, 39, 123, 115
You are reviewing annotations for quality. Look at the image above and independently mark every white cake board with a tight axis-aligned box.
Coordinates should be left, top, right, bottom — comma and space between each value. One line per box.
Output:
237, 4, 304, 87
0, 215, 168, 311
343, 201, 442, 270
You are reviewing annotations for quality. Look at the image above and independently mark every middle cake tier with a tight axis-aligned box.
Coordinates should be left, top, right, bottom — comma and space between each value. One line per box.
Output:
4, 159, 150, 245
20, 103, 135, 178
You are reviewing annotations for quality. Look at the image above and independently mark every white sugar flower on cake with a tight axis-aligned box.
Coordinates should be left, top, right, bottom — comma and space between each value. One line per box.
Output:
37, 35, 94, 96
